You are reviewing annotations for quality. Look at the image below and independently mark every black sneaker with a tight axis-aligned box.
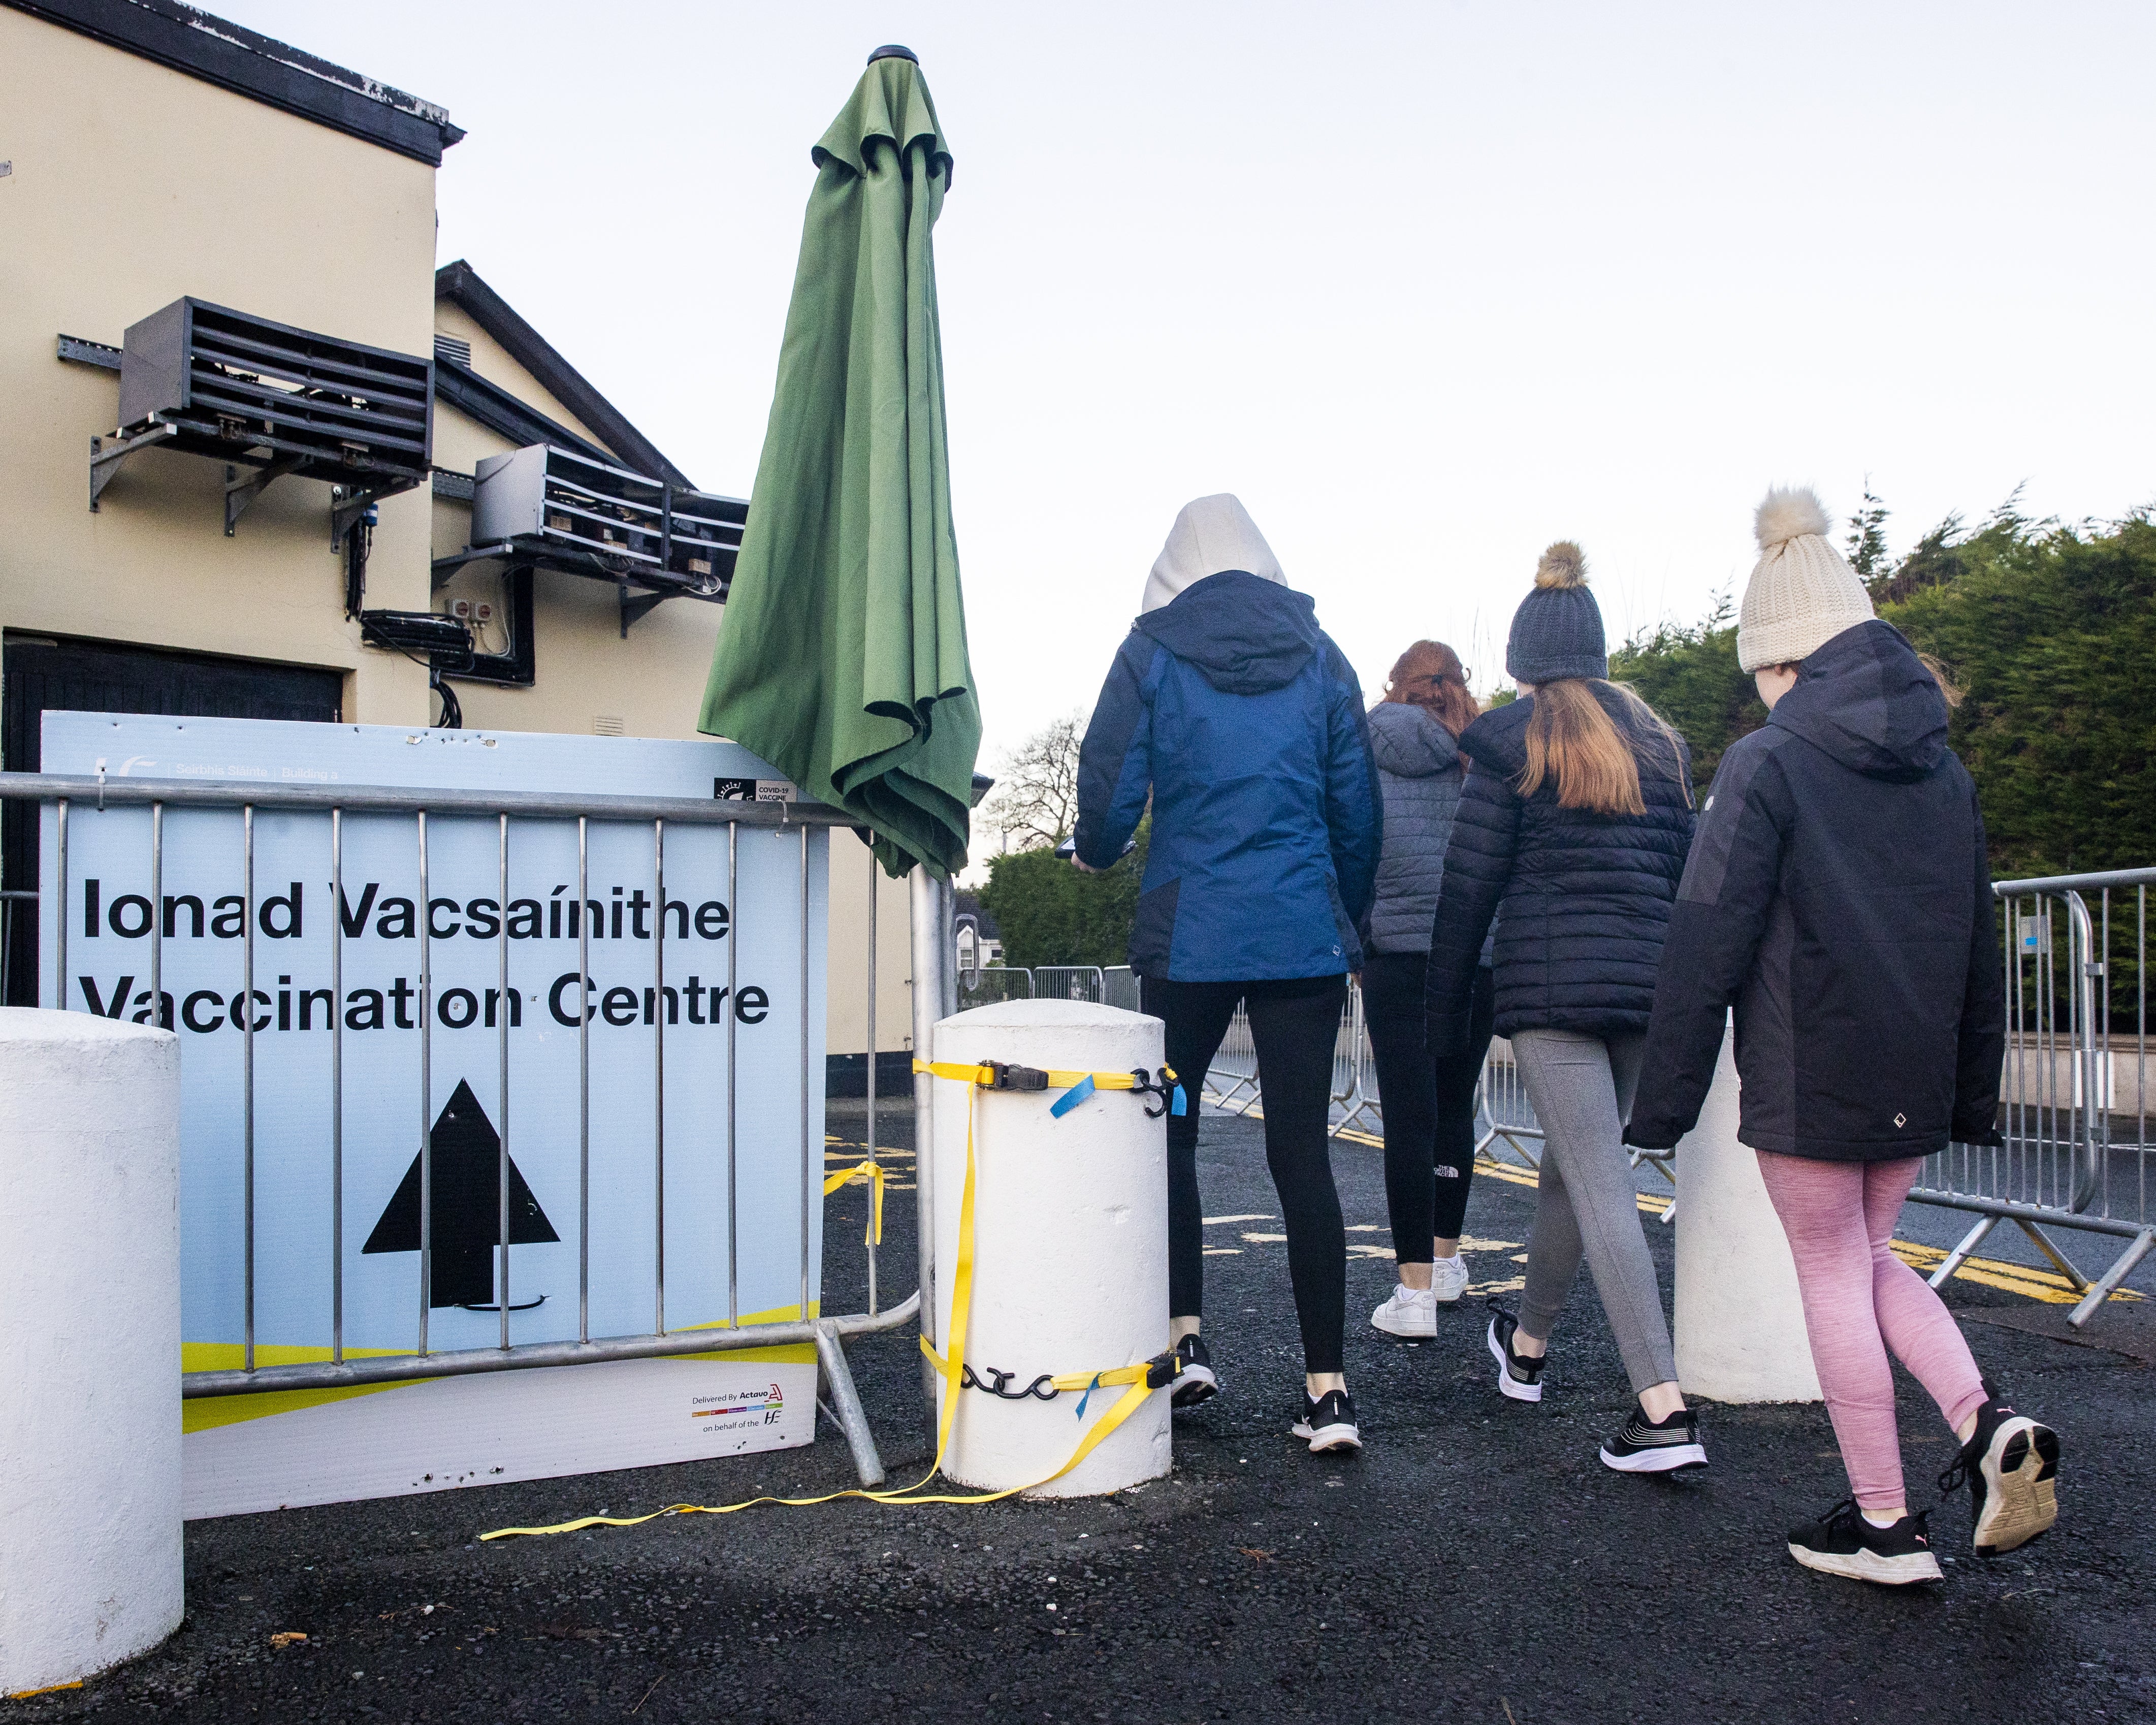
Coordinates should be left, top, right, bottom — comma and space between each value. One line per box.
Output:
1787, 1498, 1943, 1585
1290, 1388, 1361, 1454
1169, 1333, 1218, 1410
1597, 1400, 1708, 1475
1486, 1302, 1545, 1403
1939, 1387, 2059, 1556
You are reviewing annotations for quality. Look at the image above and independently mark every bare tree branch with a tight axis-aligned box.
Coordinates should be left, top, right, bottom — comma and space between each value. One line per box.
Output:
980, 712, 1083, 850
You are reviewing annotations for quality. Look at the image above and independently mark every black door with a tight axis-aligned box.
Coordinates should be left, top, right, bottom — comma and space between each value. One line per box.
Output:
2, 634, 344, 1006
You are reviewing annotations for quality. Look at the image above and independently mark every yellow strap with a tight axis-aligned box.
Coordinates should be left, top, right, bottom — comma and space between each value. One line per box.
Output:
482, 1058, 1170, 1541
821, 1158, 885, 1246
910, 1059, 1177, 1091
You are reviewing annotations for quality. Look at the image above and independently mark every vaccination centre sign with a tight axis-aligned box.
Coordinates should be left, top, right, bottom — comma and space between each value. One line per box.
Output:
39, 713, 829, 1518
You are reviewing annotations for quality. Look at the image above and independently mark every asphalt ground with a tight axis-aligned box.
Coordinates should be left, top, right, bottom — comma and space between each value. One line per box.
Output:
17, 1102, 2155, 1723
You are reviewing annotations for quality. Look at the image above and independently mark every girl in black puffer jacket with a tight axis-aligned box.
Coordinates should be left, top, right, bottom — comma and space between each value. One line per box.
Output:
1425, 542, 1700, 1474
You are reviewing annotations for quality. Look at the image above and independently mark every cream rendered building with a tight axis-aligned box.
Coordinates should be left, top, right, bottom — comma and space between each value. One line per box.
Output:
0, 0, 909, 1086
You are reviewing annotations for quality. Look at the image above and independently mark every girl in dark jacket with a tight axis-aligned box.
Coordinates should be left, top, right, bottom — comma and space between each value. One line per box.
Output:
1627, 489, 2057, 1583
1425, 542, 1703, 1473
1361, 642, 1496, 1335
1074, 494, 1382, 1454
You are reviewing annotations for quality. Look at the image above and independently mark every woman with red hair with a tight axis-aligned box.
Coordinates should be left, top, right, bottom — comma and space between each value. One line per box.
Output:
1362, 641, 1493, 1337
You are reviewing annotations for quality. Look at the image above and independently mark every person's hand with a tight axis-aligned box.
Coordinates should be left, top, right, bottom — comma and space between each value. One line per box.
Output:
1070, 855, 1102, 875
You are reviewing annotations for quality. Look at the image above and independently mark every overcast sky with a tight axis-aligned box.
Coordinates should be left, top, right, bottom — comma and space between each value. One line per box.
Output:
223, 1, 2153, 771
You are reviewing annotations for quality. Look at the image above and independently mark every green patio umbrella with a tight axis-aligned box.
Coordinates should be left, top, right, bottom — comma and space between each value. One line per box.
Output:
698, 46, 980, 878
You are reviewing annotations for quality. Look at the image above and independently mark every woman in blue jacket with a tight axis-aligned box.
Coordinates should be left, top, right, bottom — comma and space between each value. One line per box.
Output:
1074, 494, 1381, 1454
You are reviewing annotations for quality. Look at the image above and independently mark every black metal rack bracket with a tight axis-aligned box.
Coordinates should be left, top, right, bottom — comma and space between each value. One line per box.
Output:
88, 421, 179, 510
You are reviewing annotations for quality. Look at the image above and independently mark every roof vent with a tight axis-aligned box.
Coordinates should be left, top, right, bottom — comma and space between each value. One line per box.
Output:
434, 333, 472, 367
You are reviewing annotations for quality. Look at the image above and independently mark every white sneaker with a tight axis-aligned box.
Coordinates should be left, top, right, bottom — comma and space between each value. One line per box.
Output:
1370, 1283, 1437, 1338
1429, 1255, 1470, 1303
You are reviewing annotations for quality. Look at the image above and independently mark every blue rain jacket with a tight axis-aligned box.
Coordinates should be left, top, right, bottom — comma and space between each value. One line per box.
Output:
1074, 571, 1381, 981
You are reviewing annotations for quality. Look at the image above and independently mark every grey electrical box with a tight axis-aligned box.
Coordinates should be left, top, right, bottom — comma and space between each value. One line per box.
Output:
116, 297, 433, 485
471, 443, 744, 601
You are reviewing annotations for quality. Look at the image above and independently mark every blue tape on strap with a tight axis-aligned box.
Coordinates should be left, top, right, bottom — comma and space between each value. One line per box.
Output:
1050, 1073, 1097, 1119
1075, 1372, 1102, 1419
1171, 1083, 1187, 1117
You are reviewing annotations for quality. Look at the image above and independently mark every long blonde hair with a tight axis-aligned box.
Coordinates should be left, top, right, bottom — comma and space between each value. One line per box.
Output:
1517, 680, 1689, 816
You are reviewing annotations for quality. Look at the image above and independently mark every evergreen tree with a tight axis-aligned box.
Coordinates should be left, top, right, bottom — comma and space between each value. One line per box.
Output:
1844, 483, 1892, 584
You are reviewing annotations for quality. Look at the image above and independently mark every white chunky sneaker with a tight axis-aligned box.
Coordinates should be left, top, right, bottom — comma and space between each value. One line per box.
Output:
1370, 1283, 1437, 1338
1429, 1254, 1470, 1303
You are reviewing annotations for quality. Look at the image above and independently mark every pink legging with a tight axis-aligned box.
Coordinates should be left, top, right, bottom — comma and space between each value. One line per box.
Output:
1754, 1152, 1989, 1511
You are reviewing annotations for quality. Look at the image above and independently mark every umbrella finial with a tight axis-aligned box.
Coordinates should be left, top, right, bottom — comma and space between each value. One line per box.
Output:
867, 44, 918, 65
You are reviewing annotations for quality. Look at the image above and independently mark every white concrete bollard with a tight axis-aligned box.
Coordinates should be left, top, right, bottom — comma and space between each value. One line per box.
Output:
1672, 1017, 1822, 1403
0, 1009, 184, 1693
928, 1000, 1170, 1497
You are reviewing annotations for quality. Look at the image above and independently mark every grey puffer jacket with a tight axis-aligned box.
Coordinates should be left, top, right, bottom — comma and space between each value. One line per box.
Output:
1363, 702, 1467, 954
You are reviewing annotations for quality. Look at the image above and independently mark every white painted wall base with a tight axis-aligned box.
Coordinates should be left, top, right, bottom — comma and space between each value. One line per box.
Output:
930, 1001, 1171, 1498
1673, 1020, 1823, 1404
0, 1009, 184, 1694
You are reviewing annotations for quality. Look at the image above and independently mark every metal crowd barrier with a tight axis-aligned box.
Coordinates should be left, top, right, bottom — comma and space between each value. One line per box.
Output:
956, 964, 1033, 1005
0, 771, 919, 1486
1193, 871, 2154, 1324
1913, 868, 2155, 1328
1033, 964, 1106, 1003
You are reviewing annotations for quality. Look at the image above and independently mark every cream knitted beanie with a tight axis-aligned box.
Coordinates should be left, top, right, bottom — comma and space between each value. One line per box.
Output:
1736, 487, 1876, 672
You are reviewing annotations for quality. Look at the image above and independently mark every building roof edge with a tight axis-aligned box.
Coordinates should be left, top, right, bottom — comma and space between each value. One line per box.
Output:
4, 0, 463, 165
434, 260, 695, 492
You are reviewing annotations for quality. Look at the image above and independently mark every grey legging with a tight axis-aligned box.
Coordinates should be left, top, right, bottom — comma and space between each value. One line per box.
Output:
1511, 1028, 1678, 1395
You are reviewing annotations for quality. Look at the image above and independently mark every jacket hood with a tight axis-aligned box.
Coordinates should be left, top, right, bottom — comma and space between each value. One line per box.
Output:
1367, 700, 1462, 778
1141, 493, 1286, 613
1769, 619, 1948, 782
1136, 570, 1321, 695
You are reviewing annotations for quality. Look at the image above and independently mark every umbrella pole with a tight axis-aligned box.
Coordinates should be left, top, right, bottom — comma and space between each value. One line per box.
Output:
909, 866, 955, 1429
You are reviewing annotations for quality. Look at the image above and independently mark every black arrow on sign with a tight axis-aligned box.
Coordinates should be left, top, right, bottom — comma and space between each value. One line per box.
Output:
363, 1079, 559, 1307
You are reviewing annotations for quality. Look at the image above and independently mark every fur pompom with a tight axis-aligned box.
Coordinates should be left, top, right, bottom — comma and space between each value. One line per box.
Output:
1754, 486, 1831, 551
1534, 540, 1587, 589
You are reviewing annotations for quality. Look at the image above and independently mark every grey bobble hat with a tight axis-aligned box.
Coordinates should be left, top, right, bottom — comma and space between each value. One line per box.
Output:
1737, 487, 1876, 672
1505, 541, 1607, 683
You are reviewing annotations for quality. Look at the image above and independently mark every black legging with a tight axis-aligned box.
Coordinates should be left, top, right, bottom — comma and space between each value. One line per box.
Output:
1142, 973, 1349, 1375
1362, 954, 1496, 1261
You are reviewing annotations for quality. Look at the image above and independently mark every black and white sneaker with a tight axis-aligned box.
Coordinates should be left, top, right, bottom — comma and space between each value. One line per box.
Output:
1939, 1386, 2059, 1556
1486, 1302, 1546, 1403
1169, 1333, 1218, 1410
1597, 1400, 1707, 1474
1290, 1388, 1362, 1454
1787, 1498, 1943, 1585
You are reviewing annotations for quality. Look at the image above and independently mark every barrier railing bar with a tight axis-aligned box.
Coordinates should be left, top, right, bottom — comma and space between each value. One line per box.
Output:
798, 820, 812, 1324
0, 772, 856, 829
148, 801, 163, 1030
654, 817, 666, 1337
1995, 865, 2156, 895
865, 838, 878, 1316
243, 803, 255, 1373
726, 818, 739, 1329
417, 808, 432, 1356
577, 815, 590, 1344
498, 812, 511, 1351
182, 1292, 923, 1399
332, 806, 344, 1365
54, 799, 67, 1012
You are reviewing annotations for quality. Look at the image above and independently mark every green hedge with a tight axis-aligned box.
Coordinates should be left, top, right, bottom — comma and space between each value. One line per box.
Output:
1610, 510, 2156, 879
977, 822, 1150, 970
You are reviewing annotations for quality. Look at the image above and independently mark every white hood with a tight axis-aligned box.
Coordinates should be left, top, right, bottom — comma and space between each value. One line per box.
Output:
1141, 493, 1287, 613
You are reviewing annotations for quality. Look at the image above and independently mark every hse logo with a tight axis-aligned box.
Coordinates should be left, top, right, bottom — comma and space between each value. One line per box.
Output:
692, 1384, 787, 1428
